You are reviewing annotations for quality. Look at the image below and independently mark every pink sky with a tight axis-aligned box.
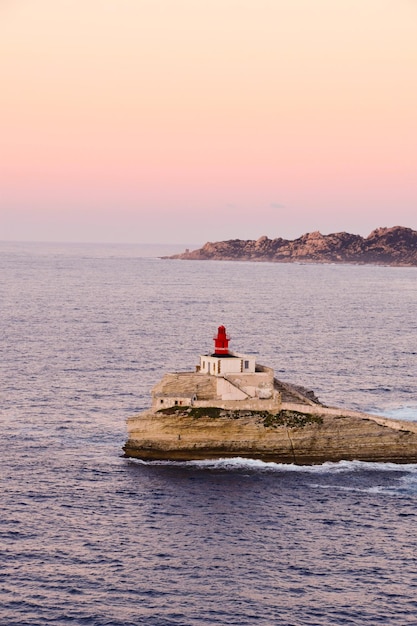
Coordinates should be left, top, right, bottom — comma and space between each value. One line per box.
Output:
1, 0, 417, 244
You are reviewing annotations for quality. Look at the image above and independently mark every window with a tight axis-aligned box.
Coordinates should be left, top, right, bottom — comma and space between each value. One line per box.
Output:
160, 399, 163, 404
244, 360, 249, 369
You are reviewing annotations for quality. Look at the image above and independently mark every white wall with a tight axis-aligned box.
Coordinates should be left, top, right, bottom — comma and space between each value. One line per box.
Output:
199, 352, 256, 376
216, 377, 248, 401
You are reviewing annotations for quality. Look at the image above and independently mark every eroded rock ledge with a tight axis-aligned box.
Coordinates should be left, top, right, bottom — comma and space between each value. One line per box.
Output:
125, 334, 417, 465
124, 401, 417, 465
167, 226, 417, 266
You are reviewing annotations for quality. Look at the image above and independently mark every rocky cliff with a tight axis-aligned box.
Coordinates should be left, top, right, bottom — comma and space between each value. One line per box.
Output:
168, 226, 417, 266
125, 400, 417, 465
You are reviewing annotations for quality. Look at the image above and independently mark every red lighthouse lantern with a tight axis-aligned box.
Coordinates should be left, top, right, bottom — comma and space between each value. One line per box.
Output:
213, 325, 230, 355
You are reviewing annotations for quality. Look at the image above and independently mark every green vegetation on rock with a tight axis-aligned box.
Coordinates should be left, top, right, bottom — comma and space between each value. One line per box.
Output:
263, 410, 323, 429
157, 405, 323, 427
158, 406, 222, 418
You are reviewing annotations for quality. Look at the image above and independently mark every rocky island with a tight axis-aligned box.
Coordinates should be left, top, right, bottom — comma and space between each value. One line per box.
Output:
125, 326, 417, 465
167, 226, 417, 266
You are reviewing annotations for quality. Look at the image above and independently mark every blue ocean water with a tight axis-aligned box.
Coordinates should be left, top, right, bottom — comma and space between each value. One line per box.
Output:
1, 241, 417, 625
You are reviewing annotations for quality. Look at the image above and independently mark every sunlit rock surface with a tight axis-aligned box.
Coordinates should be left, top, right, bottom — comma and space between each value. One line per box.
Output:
167, 226, 417, 266
125, 377, 417, 465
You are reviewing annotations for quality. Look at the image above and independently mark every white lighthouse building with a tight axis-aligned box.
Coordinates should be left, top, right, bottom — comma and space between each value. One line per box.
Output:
151, 325, 281, 412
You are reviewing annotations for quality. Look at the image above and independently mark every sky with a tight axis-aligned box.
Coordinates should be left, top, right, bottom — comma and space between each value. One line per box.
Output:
1, 0, 417, 244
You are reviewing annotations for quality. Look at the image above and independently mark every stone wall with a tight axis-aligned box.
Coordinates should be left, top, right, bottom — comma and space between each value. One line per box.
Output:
223, 371, 274, 399
193, 393, 281, 412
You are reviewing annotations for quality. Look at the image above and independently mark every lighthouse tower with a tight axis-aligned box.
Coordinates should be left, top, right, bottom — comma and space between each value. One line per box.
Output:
213, 325, 230, 356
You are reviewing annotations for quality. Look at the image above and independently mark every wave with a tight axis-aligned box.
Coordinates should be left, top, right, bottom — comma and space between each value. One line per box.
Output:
309, 480, 417, 496
381, 406, 417, 421
128, 456, 417, 474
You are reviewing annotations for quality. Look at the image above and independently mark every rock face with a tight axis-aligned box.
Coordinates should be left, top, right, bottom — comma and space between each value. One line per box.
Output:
168, 226, 417, 266
125, 388, 417, 465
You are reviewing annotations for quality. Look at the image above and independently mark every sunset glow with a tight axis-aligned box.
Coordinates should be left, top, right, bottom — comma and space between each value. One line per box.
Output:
1, 0, 417, 243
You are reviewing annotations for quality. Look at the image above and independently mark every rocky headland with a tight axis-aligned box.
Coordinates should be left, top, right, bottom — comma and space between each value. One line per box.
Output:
167, 226, 417, 266
125, 378, 417, 465
125, 326, 417, 465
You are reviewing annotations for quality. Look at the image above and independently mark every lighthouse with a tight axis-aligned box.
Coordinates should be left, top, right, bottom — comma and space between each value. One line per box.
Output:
197, 325, 257, 376
213, 325, 230, 356
150, 324, 280, 411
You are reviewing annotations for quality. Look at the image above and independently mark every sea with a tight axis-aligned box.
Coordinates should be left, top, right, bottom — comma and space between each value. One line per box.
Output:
1, 241, 417, 626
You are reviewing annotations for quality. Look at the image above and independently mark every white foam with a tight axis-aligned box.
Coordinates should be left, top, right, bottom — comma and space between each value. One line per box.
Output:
372, 405, 417, 422
127, 456, 417, 473
309, 483, 393, 495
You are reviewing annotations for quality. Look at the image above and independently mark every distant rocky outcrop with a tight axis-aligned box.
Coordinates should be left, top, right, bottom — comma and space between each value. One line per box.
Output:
167, 226, 417, 266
